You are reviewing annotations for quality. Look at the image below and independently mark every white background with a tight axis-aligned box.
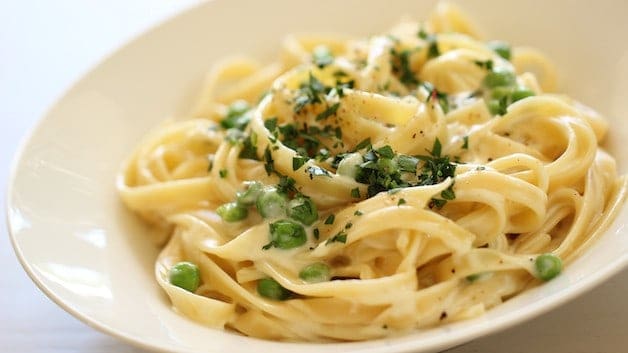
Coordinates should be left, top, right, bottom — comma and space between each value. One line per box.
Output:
1, 1, 627, 352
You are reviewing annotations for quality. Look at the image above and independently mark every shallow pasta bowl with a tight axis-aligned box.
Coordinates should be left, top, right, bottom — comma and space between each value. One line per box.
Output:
7, 0, 628, 352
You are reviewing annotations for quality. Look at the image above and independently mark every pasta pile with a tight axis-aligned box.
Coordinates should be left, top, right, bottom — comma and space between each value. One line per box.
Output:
117, 2, 626, 341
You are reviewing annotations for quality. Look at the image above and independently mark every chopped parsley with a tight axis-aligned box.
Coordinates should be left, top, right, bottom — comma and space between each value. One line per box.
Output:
354, 210, 363, 216
351, 140, 456, 198
390, 48, 419, 86
354, 145, 406, 197
440, 187, 455, 200
220, 100, 251, 130
293, 72, 352, 115
473, 59, 494, 71
264, 117, 278, 132
238, 133, 259, 160
334, 127, 342, 140
316, 102, 340, 121
397, 155, 419, 173
350, 187, 361, 198
423, 82, 450, 114
292, 156, 308, 171
294, 73, 326, 113
417, 139, 457, 208
312, 45, 334, 68
462, 136, 469, 150
481, 68, 536, 116
272, 121, 345, 160
219, 169, 228, 178
353, 138, 372, 152
326, 231, 347, 244
466, 273, 484, 282
430, 198, 447, 208
375, 145, 395, 159
487, 41, 511, 61
398, 198, 406, 206
224, 127, 258, 161
277, 175, 298, 196
418, 28, 440, 58
324, 214, 335, 224
263, 146, 274, 175
427, 40, 440, 58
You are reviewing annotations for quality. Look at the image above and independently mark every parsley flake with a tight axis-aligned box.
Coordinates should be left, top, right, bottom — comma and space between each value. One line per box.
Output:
220, 100, 251, 130
353, 138, 372, 151
390, 48, 419, 86
423, 82, 450, 114
473, 59, 494, 71
294, 72, 326, 113
312, 45, 334, 68
264, 117, 278, 132
316, 102, 340, 121
375, 145, 395, 159
418, 29, 440, 59
292, 156, 308, 171
326, 231, 347, 245
263, 146, 274, 176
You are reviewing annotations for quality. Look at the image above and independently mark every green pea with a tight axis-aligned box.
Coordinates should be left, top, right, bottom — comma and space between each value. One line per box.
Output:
490, 86, 513, 100
288, 197, 318, 226
168, 262, 200, 292
236, 181, 263, 206
487, 97, 508, 116
483, 68, 516, 88
535, 253, 562, 281
256, 188, 287, 218
511, 88, 535, 102
216, 202, 248, 222
299, 263, 331, 283
257, 277, 291, 300
487, 41, 512, 61
269, 219, 307, 249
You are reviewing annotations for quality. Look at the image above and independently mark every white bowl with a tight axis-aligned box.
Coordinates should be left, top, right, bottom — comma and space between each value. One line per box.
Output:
7, 0, 628, 352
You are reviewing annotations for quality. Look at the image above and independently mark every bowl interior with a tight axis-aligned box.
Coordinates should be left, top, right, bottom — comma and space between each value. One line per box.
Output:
7, 0, 628, 352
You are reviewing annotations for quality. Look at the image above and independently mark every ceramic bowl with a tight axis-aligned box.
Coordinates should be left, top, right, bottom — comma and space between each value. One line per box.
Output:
7, 0, 628, 352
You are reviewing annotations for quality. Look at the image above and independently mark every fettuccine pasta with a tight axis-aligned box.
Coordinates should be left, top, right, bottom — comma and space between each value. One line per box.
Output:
117, 2, 626, 341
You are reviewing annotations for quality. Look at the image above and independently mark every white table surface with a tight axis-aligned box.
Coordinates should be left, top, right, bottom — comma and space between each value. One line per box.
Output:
1, 1, 627, 352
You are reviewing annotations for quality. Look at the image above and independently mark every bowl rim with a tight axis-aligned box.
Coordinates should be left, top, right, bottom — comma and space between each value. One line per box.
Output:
6, 0, 628, 352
